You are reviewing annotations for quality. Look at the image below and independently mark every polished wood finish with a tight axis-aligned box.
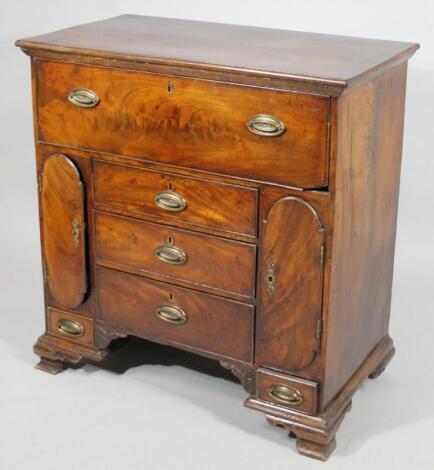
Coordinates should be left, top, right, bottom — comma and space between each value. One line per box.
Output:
323, 63, 408, 408
94, 211, 256, 298
17, 16, 418, 461
96, 267, 254, 362
93, 160, 258, 236
246, 336, 395, 461
36, 60, 329, 188
47, 307, 93, 345
40, 154, 87, 308
16, 15, 419, 89
256, 197, 324, 371
256, 368, 319, 415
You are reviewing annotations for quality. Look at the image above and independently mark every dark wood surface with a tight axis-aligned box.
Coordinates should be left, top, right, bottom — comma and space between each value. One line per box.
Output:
323, 63, 408, 408
16, 15, 419, 88
94, 211, 257, 298
40, 154, 87, 308
246, 336, 395, 461
256, 368, 319, 415
18, 16, 418, 461
36, 60, 329, 188
256, 196, 325, 371
47, 307, 94, 345
93, 160, 258, 236
96, 267, 254, 362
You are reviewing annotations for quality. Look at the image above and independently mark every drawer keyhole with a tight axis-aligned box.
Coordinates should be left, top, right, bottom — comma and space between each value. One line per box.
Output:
167, 81, 174, 94
266, 263, 276, 294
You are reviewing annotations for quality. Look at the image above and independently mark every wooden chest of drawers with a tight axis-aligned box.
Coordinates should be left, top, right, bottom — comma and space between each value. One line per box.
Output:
16, 15, 418, 460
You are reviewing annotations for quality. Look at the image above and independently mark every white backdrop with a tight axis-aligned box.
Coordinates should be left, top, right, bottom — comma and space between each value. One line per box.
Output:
1, 2, 433, 469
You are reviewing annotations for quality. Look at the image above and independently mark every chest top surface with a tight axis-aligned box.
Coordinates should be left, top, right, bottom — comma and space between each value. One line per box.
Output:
16, 14, 418, 89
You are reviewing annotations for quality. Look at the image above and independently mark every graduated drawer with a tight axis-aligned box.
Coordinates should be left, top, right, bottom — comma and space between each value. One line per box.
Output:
94, 212, 256, 298
256, 368, 319, 415
37, 60, 329, 188
93, 160, 258, 237
96, 267, 254, 362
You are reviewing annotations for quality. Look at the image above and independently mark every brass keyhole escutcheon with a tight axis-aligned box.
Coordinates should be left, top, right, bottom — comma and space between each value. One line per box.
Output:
71, 218, 80, 248
266, 263, 276, 294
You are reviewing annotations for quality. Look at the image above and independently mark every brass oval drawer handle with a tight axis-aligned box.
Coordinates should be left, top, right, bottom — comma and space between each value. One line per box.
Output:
154, 244, 187, 265
246, 114, 285, 137
267, 384, 304, 406
154, 190, 187, 212
68, 88, 99, 108
155, 304, 187, 325
57, 319, 84, 338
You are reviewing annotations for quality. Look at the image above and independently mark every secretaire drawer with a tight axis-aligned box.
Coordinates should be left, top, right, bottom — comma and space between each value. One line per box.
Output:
37, 61, 329, 188
94, 212, 257, 298
96, 267, 254, 362
93, 160, 258, 236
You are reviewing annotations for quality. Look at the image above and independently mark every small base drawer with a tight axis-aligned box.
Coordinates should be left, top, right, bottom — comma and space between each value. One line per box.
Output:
47, 307, 94, 345
96, 267, 254, 362
256, 368, 319, 415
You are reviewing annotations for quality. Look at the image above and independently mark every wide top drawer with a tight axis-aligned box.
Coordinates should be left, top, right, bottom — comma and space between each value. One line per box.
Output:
36, 61, 329, 188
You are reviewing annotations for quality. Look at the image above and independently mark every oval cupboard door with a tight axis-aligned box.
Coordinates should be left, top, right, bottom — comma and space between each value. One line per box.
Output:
256, 197, 325, 371
40, 154, 87, 308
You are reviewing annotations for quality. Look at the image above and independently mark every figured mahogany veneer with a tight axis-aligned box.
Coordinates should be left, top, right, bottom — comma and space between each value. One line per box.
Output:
94, 211, 257, 298
17, 15, 418, 461
96, 267, 254, 362
36, 60, 329, 188
93, 160, 258, 237
40, 154, 87, 308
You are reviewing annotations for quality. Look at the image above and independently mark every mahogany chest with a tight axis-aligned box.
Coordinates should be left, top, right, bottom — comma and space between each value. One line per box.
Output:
16, 15, 419, 460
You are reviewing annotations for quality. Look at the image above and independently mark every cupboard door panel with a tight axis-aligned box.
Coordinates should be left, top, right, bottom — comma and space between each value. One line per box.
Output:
41, 154, 87, 308
256, 197, 324, 371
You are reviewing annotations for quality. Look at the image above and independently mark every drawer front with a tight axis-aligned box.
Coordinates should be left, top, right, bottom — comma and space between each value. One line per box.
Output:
37, 61, 329, 188
94, 212, 256, 298
96, 267, 254, 361
93, 160, 258, 236
256, 368, 318, 415
47, 307, 93, 345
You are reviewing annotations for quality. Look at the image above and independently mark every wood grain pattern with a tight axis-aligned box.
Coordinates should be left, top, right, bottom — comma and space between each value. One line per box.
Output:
246, 336, 395, 461
17, 16, 418, 461
93, 160, 258, 236
36, 60, 329, 188
94, 212, 257, 298
256, 197, 324, 371
96, 267, 254, 362
256, 368, 319, 415
16, 15, 419, 88
40, 154, 87, 308
323, 63, 408, 408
